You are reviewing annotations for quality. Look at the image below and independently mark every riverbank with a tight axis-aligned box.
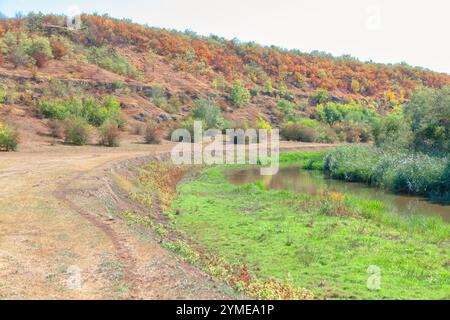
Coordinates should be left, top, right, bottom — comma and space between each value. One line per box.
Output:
124, 150, 450, 299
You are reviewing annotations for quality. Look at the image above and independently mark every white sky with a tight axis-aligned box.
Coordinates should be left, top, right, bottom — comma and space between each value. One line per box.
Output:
1, 0, 449, 73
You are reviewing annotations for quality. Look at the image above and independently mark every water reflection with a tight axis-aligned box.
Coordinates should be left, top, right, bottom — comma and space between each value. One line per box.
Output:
226, 166, 450, 222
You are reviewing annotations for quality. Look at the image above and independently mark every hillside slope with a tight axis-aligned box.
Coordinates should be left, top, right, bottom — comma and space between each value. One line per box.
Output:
0, 13, 449, 144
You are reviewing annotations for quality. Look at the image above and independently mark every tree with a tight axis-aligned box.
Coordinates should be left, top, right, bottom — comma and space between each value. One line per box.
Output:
230, 81, 250, 107
404, 87, 450, 154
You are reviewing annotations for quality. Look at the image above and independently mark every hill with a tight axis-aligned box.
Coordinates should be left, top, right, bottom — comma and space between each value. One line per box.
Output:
0, 13, 449, 146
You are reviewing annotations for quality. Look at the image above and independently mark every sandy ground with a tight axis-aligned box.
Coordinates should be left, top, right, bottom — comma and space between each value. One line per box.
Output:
0, 138, 333, 299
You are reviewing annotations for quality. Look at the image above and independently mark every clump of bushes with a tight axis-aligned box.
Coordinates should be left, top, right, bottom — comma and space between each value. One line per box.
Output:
0, 121, 19, 151
63, 117, 92, 145
38, 96, 122, 126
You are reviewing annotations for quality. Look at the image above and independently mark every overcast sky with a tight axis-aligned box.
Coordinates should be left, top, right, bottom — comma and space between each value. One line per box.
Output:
1, 0, 449, 74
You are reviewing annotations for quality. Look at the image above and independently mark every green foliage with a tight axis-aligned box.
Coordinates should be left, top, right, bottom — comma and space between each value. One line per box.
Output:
172, 165, 450, 299
63, 117, 92, 145
316, 102, 377, 126
88, 46, 141, 79
38, 96, 121, 127
310, 88, 329, 105
324, 145, 449, 200
403, 86, 450, 155
254, 119, 272, 133
28, 36, 53, 67
0, 122, 19, 151
192, 98, 225, 129
372, 113, 411, 149
277, 99, 296, 121
151, 86, 167, 108
230, 81, 251, 107
324, 145, 380, 182
1, 32, 32, 68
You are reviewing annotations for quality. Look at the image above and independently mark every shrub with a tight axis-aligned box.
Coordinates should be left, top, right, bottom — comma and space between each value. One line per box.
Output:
50, 38, 66, 59
152, 86, 168, 108
372, 113, 411, 149
47, 119, 64, 138
64, 117, 92, 145
230, 81, 250, 107
0, 122, 19, 151
254, 119, 272, 134
99, 121, 121, 147
277, 99, 296, 121
281, 123, 318, 142
333, 121, 371, 143
324, 145, 380, 182
144, 122, 162, 144
192, 98, 225, 129
317, 126, 337, 143
372, 152, 447, 195
310, 88, 329, 105
29, 36, 53, 67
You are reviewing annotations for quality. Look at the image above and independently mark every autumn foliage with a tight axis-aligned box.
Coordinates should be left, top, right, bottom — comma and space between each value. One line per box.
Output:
1, 13, 449, 102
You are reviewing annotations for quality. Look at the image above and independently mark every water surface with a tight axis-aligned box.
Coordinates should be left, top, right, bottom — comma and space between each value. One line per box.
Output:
226, 166, 450, 222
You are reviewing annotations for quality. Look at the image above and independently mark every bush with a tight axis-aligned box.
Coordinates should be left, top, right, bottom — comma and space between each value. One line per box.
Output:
372, 113, 411, 149
281, 123, 318, 142
310, 88, 329, 105
0, 122, 19, 151
333, 121, 371, 143
372, 152, 447, 195
38, 96, 122, 126
47, 119, 64, 138
64, 117, 92, 145
144, 122, 162, 144
230, 81, 251, 107
192, 98, 225, 129
99, 121, 121, 147
50, 38, 66, 59
29, 36, 53, 68
324, 145, 380, 182
152, 86, 168, 108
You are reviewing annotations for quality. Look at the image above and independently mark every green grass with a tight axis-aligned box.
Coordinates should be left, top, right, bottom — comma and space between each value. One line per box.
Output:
171, 165, 450, 299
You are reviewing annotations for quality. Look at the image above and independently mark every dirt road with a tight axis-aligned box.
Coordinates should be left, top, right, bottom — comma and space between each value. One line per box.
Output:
0, 139, 333, 299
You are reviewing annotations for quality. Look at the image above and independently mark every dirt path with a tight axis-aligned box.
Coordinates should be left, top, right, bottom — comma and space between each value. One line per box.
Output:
0, 139, 333, 299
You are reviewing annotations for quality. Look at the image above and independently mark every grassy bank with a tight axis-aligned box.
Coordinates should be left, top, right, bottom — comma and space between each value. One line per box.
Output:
169, 163, 449, 299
